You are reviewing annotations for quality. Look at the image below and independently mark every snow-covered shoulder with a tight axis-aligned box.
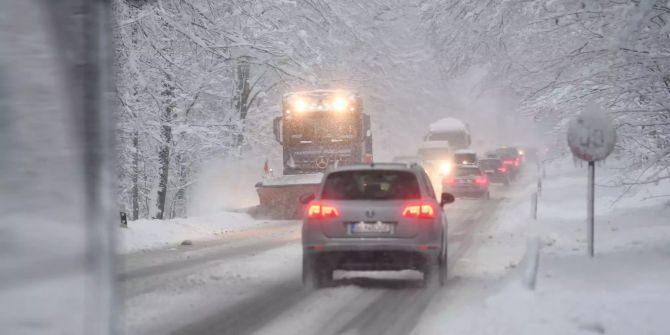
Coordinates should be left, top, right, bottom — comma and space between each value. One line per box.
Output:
117, 211, 282, 254
258, 173, 323, 186
415, 158, 670, 334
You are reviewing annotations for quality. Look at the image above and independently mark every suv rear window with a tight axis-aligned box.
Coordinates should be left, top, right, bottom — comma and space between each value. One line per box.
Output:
455, 167, 482, 176
479, 159, 501, 169
322, 170, 421, 200
496, 148, 519, 159
454, 153, 477, 164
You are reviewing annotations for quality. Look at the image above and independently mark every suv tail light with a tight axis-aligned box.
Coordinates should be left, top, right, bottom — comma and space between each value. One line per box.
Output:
307, 204, 340, 219
402, 204, 435, 219
363, 153, 374, 163
474, 175, 488, 185
502, 159, 515, 166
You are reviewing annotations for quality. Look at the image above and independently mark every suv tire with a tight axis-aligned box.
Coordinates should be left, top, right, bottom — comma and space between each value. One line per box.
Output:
424, 256, 445, 288
302, 254, 331, 289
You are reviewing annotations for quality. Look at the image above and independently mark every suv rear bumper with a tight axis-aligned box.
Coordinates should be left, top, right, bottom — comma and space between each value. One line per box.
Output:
304, 239, 441, 254
307, 250, 434, 271
303, 236, 442, 270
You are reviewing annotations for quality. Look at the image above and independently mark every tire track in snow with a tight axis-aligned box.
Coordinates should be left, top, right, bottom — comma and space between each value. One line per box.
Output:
168, 196, 505, 335
169, 279, 310, 335
120, 225, 300, 298
135, 173, 533, 334
325, 197, 504, 335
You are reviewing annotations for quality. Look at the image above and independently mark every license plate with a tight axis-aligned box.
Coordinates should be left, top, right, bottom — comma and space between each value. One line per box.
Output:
350, 221, 391, 234
457, 179, 470, 184
484, 170, 494, 174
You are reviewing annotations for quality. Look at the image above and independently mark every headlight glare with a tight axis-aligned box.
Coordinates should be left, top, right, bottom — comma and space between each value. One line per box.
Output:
439, 162, 451, 175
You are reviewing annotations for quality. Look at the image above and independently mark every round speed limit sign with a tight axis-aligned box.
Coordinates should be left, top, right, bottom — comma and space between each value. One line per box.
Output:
567, 104, 616, 162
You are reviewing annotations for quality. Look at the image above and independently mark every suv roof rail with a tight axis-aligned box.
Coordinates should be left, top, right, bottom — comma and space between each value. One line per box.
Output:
406, 162, 421, 169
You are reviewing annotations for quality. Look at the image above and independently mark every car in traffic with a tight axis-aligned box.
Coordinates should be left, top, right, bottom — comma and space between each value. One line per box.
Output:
300, 163, 455, 289
479, 155, 511, 185
442, 165, 490, 199
495, 146, 523, 179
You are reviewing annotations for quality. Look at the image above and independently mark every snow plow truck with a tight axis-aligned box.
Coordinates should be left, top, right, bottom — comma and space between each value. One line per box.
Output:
253, 90, 373, 219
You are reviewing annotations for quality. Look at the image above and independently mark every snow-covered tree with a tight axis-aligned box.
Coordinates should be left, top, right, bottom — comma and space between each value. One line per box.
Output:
423, 0, 670, 184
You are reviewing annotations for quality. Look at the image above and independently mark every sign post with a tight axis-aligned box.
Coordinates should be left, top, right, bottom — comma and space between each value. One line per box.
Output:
567, 103, 616, 257
587, 161, 595, 256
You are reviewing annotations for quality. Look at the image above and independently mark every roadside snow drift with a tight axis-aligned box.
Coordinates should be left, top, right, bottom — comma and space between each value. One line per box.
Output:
117, 211, 267, 253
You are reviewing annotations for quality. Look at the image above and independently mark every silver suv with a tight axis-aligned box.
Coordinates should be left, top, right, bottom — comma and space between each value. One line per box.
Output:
300, 163, 455, 288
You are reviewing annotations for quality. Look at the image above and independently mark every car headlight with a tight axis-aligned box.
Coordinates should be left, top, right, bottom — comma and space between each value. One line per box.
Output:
439, 162, 451, 175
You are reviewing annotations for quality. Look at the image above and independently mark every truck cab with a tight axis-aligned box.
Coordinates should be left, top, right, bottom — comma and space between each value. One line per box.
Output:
422, 117, 471, 151
272, 90, 373, 175
418, 117, 472, 190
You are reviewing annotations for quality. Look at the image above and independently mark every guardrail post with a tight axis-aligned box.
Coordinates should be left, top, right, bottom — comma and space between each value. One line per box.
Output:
531, 192, 538, 220
120, 211, 128, 228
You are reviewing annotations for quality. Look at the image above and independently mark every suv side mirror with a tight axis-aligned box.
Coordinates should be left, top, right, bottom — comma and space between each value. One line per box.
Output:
440, 192, 455, 206
299, 193, 316, 205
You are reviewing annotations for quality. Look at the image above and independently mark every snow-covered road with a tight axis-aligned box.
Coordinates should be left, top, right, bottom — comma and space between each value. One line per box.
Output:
119, 176, 530, 335
120, 161, 670, 335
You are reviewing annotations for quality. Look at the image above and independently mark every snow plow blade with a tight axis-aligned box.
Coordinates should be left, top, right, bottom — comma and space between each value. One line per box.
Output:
251, 173, 323, 219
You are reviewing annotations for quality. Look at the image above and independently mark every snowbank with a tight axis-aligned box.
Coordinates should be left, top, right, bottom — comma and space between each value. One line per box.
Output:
428, 117, 468, 133
259, 173, 323, 186
117, 211, 270, 253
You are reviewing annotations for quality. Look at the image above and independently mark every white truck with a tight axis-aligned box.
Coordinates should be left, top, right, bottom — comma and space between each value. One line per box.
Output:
417, 118, 472, 186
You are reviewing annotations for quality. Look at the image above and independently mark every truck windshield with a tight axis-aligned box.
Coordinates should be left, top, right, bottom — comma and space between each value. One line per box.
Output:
426, 131, 468, 149
418, 148, 451, 160
284, 114, 359, 145
322, 170, 421, 200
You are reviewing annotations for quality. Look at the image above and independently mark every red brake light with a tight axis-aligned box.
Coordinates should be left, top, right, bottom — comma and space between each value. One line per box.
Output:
475, 175, 488, 185
503, 160, 514, 166
322, 205, 339, 217
402, 205, 420, 217
307, 204, 339, 219
402, 204, 435, 219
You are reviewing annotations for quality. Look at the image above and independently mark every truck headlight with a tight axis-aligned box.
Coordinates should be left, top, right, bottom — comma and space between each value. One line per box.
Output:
293, 98, 308, 112
332, 97, 348, 111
